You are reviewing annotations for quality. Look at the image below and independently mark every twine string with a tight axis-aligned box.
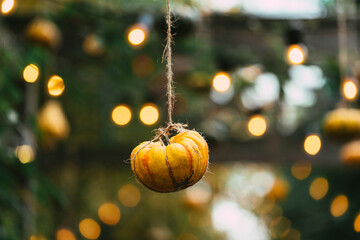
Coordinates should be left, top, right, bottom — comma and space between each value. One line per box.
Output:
131, 0, 187, 168
163, 0, 175, 124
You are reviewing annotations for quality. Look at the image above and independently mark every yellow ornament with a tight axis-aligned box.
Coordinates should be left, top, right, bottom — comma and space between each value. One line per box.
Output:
340, 140, 360, 164
26, 18, 61, 49
323, 108, 360, 140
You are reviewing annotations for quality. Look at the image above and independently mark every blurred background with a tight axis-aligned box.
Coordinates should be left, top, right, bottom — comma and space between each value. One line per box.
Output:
1, 0, 360, 239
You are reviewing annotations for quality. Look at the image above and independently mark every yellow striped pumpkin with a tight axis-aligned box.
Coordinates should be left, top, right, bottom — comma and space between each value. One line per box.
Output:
131, 131, 209, 192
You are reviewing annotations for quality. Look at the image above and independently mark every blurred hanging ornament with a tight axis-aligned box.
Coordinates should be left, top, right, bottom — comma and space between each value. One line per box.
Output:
26, 18, 61, 49
340, 140, 360, 164
130, 0, 209, 193
323, 108, 360, 141
38, 100, 70, 148
83, 34, 105, 56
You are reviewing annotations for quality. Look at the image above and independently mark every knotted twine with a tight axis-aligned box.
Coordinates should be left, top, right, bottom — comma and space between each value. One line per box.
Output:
132, 0, 189, 160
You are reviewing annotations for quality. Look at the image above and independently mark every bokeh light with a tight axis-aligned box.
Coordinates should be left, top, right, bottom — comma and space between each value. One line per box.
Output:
291, 160, 312, 180
287, 44, 306, 65
79, 218, 101, 240
343, 79, 358, 101
83, 34, 104, 56
23, 64, 39, 83
270, 178, 290, 201
111, 105, 132, 126
304, 135, 321, 155
97, 203, 121, 226
309, 177, 329, 200
212, 199, 269, 239
139, 103, 159, 125
1, 0, 15, 15
248, 115, 267, 137
47, 75, 65, 97
127, 25, 147, 47
212, 72, 231, 92
330, 195, 348, 217
38, 100, 70, 140
56, 229, 76, 240
118, 184, 141, 207
15, 145, 35, 164
184, 180, 212, 206
354, 213, 360, 232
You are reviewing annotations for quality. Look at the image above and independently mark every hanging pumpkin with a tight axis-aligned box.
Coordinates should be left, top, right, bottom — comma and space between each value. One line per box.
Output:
130, 0, 209, 193
26, 18, 61, 49
131, 130, 209, 193
323, 108, 360, 140
340, 140, 360, 164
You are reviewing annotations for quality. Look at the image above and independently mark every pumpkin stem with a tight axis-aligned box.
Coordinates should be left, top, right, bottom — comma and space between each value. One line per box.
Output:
161, 135, 171, 146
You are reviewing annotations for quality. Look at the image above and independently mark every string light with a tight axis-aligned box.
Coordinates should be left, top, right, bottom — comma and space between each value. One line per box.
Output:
330, 195, 348, 217
56, 229, 76, 240
248, 115, 267, 137
111, 105, 132, 126
15, 145, 35, 164
127, 24, 148, 47
23, 64, 39, 83
79, 218, 101, 240
309, 177, 328, 200
343, 79, 358, 101
139, 103, 159, 125
98, 203, 121, 226
304, 135, 321, 155
1, 0, 15, 15
287, 44, 306, 65
212, 72, 231, 92
47, 75, 65, 97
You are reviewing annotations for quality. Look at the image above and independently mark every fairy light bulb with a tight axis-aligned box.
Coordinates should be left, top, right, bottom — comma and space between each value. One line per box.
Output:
304, 135, 321, 155
287, 44, 306, 65
212, 72, 231, 92
127, 24, 148, 47
248, 115, 267, 137
112, 105, 132, 126
23, 64, 39, 83
47, 75, 65, 97
343, 79, 358, 101
1, 0, 15, 15
139, 104, 159, 125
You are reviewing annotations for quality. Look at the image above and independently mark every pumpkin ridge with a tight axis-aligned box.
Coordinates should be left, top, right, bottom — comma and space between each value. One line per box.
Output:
163, 145, 177, 188
142, 149, 158, 189
181, 142, 195, 180
132, 150, 157, 192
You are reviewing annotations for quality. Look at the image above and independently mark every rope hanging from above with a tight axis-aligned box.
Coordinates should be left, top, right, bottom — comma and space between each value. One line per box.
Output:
129, 0, 210, 193
163, 0, 175, 124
